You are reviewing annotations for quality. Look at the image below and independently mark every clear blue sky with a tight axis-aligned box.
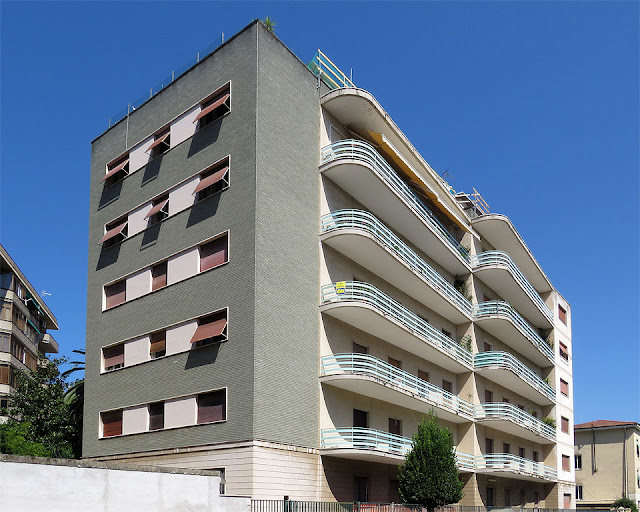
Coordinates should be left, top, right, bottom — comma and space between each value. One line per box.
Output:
1, 2, 638, 423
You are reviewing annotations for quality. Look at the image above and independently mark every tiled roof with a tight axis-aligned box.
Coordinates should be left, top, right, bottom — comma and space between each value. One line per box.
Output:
575, 420, 638, 429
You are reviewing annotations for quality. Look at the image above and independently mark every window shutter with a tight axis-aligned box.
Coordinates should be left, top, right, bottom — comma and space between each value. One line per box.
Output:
103, 344, 124, 369
561, 416, 569, 433
199, 236, 228, 272
149, 331, 166, 355
105, 281, 126, 309
102, 410, 122, 437
0, 365, 9, 385
562, 455, 571, 471
148, 402, 164, 431
152, 262, 167, 291
197, 390, 226, 424
560, 379, 569, 396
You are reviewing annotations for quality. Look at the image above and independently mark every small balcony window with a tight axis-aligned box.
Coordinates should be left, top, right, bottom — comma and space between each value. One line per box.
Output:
190, 310, 228, 347
101, 217, 128, 248
193, 160, 229, 202
145, 195, 169, 225
148, 402, 164, 431
103, 343, 124, 372
149, 330, 166, 359
102, 155, 130, 187
104, 280, 126, 309
101, 410, 123, 437
194, 85, 230, 131
146, 128, 170, 159
197, 389, 226, 424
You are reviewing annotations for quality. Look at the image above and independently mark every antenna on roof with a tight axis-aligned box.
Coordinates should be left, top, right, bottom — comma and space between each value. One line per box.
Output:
443, 170, 454, 181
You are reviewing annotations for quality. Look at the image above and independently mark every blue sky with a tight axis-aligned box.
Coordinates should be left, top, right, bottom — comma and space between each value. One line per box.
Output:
1, 2, 638, 423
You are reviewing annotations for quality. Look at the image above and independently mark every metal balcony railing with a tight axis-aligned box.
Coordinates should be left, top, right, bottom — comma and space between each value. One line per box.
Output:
321, 354, 474, 419
471, 251, 553, 323
321, 210, 473, 317
474, 402, 555, 440
321, 140, 470, 263
474, 351, 555, 402
475, 453, 557, 480
321, 428, 475, 469
473, 301, 553, 362
321, 282, 473, 368
308, 49, 356, 90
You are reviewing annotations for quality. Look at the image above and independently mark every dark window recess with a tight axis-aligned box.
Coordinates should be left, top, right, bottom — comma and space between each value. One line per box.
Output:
533, 450, 539, 462
486, 487, 494, 507
105, 280, 126, 309
387, 357, 401, 369
147, 129, 170, 159
354, 476, 369, 502
200, 235, 228, 272
519, 447, 525, 458
103, 344, 124, 371
0, 398, 9, 410
353, 409, 368, 428
148, 402, 164, 431
151, 262, 167, 291
559, 341, 569, 361
101, 218, 128, 249
441, 328, 452, 338
195, 86, 230, 130
352, 342, 368, 355
194, 161, 229, 201
558, 304, 567, 324
575, 454, 582, 469
442, 380, 453, 393
150, 330, 166, 359
418, 370, 429, 382
146, 195, 169, 225
197, 389, 226, 424
103, 156, 130, 187
484, 389, 493, 402
503, 443, 510, 454
102, 410, 123, 437
485, 438, 494, 453
388, 418, 401, 436
191, 310, 228, 347
504, 489, 511, 507
561, 416, 570, 434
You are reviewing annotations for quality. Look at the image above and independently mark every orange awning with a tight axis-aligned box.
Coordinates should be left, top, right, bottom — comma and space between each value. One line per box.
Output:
190, 318, 227, 343
194, 93, 230, 122
99, 221, 127, 244
101, 158, 129, 182
192, 167, 228, 195
146, 131, 170, 153
144, 198, 169, 220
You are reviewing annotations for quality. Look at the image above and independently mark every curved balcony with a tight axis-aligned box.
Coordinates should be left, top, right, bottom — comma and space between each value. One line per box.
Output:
320, 140, 470, 275
472, 251, 553, 328
320, 354, 474, 423
475, 453, 557, 481
320, 428, 474, 471
474, 403, 555, 443
475, 352, 555, 405
473, 302, 554, 367
320, 282, 473, 373
321, 210, 472, 323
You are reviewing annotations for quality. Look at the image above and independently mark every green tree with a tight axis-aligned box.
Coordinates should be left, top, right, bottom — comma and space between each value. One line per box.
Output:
398, 413, 464, 509
263, 17, 276, 33
0, 422, 50, 457
613, 497, 639, 512
1, 355, 80, 458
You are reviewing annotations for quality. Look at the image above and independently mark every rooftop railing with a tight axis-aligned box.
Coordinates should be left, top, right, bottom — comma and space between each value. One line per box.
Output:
473, 301, 554, 362
471, 251, 553, 323
475, 453, 557, 480
321, 354, 474, 419
474, 402, 555, 441
474, 352, 555, 402
321, 210, 472, 317
321, 140, 470, 263
308, 49, 356, 90
321, 282, 473, 368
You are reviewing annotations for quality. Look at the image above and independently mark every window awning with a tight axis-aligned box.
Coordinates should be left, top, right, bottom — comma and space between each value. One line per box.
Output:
144, 198, 169, 220
146, 131, 170, 153
192, 167, 228, 196
99, 221, 127, 244
193, 93, 230, 122
101, 158, 129, 182
27, 318, 41, 335
190, 318, 227, 344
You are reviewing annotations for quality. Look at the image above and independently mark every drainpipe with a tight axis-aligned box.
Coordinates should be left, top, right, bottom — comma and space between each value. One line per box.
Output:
622, 426, 628, 498
592, 427, 597, 474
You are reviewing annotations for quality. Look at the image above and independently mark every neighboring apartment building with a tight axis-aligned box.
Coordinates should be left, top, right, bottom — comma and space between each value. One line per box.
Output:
574, 421, 640, 510
84, 20, 575, 505
0, 243, 59, 418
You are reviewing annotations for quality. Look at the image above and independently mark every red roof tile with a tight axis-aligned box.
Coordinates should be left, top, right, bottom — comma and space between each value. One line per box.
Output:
575, 420, 638, 429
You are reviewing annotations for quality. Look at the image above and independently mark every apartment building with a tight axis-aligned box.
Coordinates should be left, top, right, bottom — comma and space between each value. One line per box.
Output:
0, 243, 59, 418
574, 421, 640, 510
84, 20, 574, 505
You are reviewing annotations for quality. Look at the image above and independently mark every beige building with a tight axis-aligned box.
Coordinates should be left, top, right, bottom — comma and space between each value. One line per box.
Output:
575, 420, 640, 510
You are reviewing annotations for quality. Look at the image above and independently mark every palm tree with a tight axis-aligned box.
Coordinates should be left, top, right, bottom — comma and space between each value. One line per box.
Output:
62, 349, 84, 458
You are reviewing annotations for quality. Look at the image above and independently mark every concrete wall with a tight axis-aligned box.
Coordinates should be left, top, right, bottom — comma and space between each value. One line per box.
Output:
0, 455, 249, 512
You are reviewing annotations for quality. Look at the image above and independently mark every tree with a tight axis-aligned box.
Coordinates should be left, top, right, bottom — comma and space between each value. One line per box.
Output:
0, 422, 50, 457
613, 497, 639, 512
398, 413, 464, 509
263, 17, 276, 33
1, 355, 81, 458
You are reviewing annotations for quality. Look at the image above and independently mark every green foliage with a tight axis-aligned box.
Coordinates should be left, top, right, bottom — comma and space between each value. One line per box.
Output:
542, 416, 556, 428
263, 17, 276, 33
453, 276, 472, 302
458, 335, 473, 353
613, 497, 638, 512
0, 422, 50, 457
1, 356, 82, 458
398, 413, 464, 509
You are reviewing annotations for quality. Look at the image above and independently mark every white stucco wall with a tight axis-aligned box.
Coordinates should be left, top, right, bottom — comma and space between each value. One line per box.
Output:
0, 457, 250, 512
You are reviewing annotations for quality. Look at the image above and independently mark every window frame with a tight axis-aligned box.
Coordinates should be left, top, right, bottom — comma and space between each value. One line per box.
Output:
558, 304, 567, 324
194, 158, 230, 203
100, 409, 123, 438
104, 279, 127, 310
562, 454, 571, 472
195, 83, 231, 132
103, 154, 130, 188
560, 378, 569, 397
575, 454, 582, 470
196, 388, 227, 425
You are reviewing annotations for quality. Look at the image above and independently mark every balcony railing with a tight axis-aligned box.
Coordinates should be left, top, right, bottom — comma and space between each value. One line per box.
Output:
321, 428, 475, 469
475, 453, 557, 480
321, 140, 470, 262
474, 402, 555, 441
471, 251, 553, 323
321, 354, 474, 419
308, 49, 356, 90
473, 301, 553, 361
321, 282, 473, 368
474, 351, 555, 402
321, 210, 473, 317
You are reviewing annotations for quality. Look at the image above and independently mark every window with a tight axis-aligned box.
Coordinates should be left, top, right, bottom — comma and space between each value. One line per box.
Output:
103, 344, 124, 371
24, 351, 37, 371
353, 409, 368, 428
418, 370, 429, 382
0, 333, 10, 353
101, 410, 123, 437
0, 272, 13, 290
561, 416, 569, 434
212, 468, 225, 495
389, 418, 401, 435
354, 476, 369, 502
145, 195, 169, 225
105, 280, 126, 309
148, 402, 164, 431
485, 437, 494, 453
518, 404, 525, 411
190, 310, 228, 347
483, 341, 492, 352
149, 330, 166, 359
560, 378, 569, 396
502, 397, 510, 404
575, 454, 582, 470
197, 389, 226, 424
195, 85, 230, 131
0, 398, 10, 410
151, 262, 167, 291
0, 301, 11, 321
532, 450, 539, 462
503, 443, 510, 454
101, 217, 128, 248
352, 342, 367, 354
520, 491, 526, 507
534, 492, 539, 506
486, 487, 494, 507
563, 493, 572, 509
199, 234, 228, 272
484, 389, 493, 402
562, 454, 571, 471
102, 155, 130, 186
637, 440, 639, 458
193, 160, 230, 201
558, 304, 567, 324
575, 485, 583, 500
442, 380, 453, 393
0, 365, 13, 386
147, 128, 170, 159
12, 308, 26, 332
11, 338, 25, 363
519, 447, 525, 458
504, 488, 511, 507
441, 328, 452, 338
559, 341, 569, 361
388, 357, 401, 369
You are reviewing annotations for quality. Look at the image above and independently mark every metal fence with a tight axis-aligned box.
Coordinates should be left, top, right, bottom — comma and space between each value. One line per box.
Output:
251, 502, 608, 512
